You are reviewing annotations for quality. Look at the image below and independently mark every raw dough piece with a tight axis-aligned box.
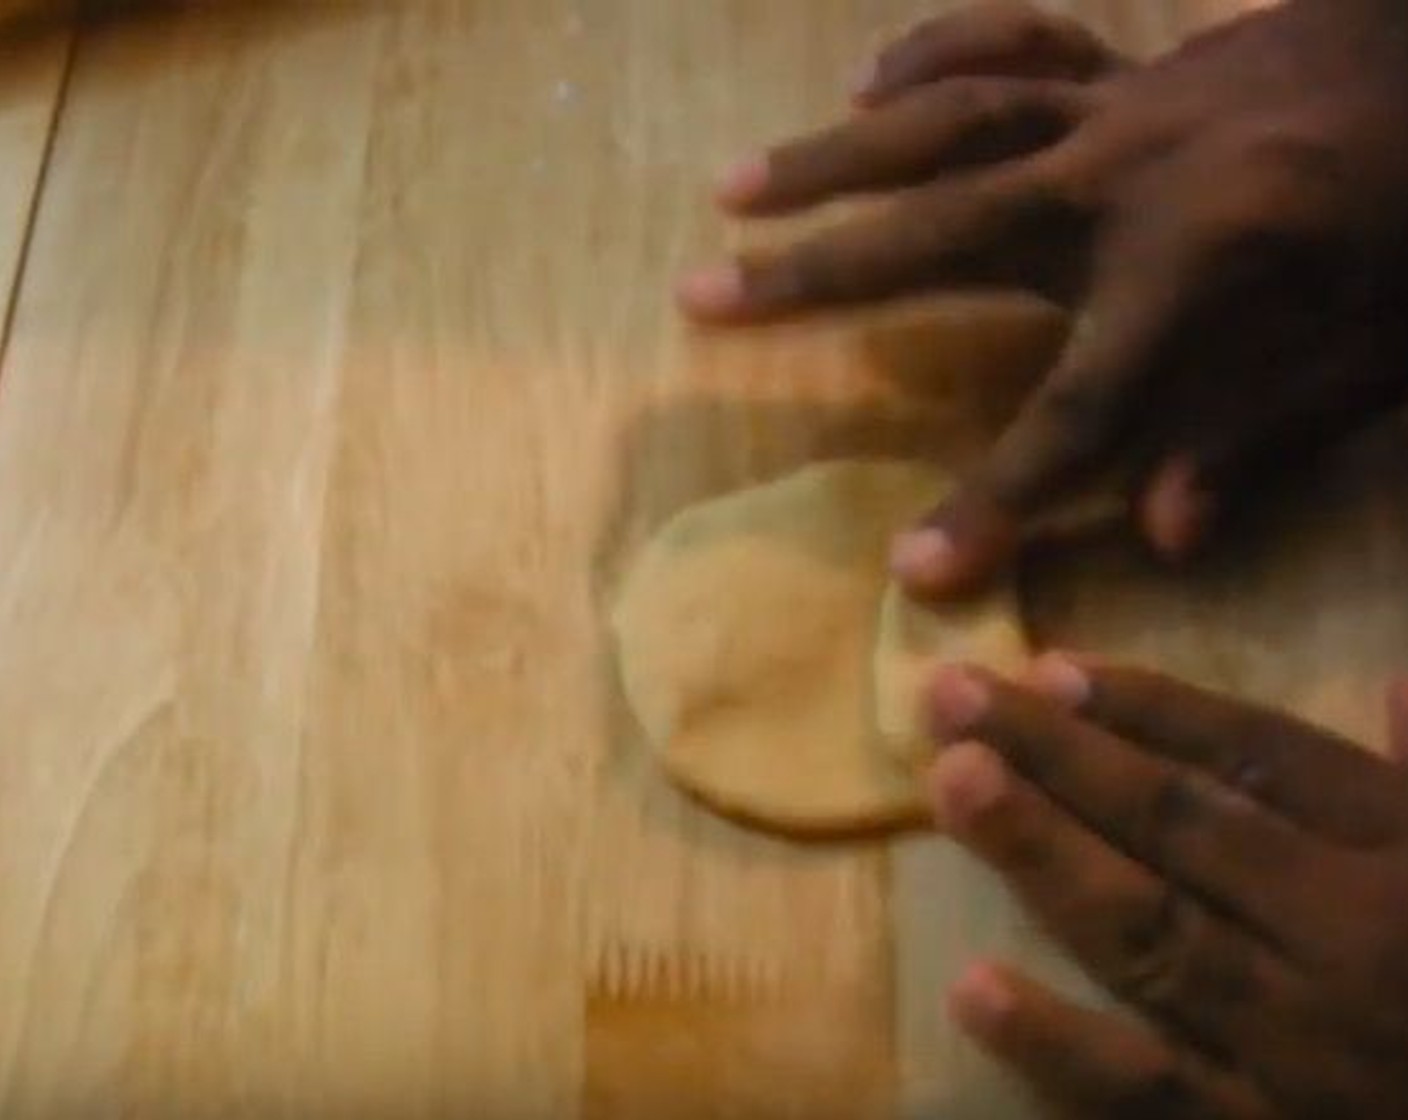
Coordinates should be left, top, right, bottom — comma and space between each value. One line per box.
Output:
612, 460, 1022, 836
873, 579, 1028, 768
612, 461, 935, 834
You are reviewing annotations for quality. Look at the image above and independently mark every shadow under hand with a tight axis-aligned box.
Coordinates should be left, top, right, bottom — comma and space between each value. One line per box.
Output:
1023, 413, 1408, 751
592, 294, 1067, 850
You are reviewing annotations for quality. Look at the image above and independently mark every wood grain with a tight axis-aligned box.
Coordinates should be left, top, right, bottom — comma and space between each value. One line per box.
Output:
0, 2, 1386, 1118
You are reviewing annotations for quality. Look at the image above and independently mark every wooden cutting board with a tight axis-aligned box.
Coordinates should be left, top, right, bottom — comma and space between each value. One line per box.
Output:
0, 2, 1402, 1117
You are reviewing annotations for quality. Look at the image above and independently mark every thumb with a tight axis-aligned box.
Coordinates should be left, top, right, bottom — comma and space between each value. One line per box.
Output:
1138, 455, 1218, 563
889, 490, 1020, 598
890, 221, 1206, 599
1140, 342, 1407, 565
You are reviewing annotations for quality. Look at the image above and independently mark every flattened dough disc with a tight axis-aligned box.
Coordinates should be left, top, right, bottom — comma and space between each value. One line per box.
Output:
611, 460, 1024, 836
611, 461, 933, 834
873, 578, 1028, 769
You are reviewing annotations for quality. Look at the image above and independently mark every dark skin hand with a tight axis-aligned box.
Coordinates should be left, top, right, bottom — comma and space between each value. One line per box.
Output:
679, 0, 1408, 597
925, 658, 1408, 1118
678, 1, 1408, 1113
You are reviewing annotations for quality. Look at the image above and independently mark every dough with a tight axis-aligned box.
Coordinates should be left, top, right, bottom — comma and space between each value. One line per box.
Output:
872, 579, 1028, 768
610, 460, 1024, 837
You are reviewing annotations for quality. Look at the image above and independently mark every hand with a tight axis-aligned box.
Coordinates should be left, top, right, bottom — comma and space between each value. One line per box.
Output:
678, 0, 1408, 596
924, 657, 1408, 1117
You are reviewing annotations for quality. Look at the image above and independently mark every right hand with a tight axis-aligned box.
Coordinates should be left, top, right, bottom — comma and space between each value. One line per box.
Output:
925, 659, 1408, 1118
678, 0, 1408, 596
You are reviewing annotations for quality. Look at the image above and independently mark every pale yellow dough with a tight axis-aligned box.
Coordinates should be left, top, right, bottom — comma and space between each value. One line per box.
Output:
873, 579, 1028, 768
611, 460, 1025, 837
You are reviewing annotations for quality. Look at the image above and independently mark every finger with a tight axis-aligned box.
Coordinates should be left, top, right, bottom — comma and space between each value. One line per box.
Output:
856, 1, 1120, 107
679, 163, 1077, 323
926, 741, 1300, 1056
929, 666, 1324, 938
893, 242, 1198, 596
1137, 454, 1216, 563
717, 78, 1088, 215
949, 962, 1273, 1119
894, 117, 1368, 597
1138, 348, 1408, 563
1033, 657, 1408, 847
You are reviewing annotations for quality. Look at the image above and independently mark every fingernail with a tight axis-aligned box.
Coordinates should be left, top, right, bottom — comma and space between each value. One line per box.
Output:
1144, 456, 1215, 562
928, 744, 1006, 828
1027, 653, 1091, 709
929, 667, 989, 738
677, 264, 744, 318
850, 57, 879, 100
949, 962, 1015, 1036
714, 154, 769, 206
890, 528, 956, 588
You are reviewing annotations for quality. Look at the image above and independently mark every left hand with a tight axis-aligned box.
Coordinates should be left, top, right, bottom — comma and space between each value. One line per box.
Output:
925, 657, 1408, 1117
678, 0, 1408, 597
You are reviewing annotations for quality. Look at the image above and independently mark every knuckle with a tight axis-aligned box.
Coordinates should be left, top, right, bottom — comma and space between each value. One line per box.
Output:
972, 787, 1044, 862
996, 161, 1073, 222
1030, 377, 1113, 450
1107, 887, 1191, 1007
881, 17, 945, 76
990, 1, 1064, 50
779, 241, 846, 303
924, 75, 1084, 134
793, 128, 862, 185
1013, 19, 1062, 58
1104, 888, 1252, 1020
1029, 134, 1111, 219
962, 787, 1062, 875
931, 75, 1007, 123
889, 2, 1100, 81
1130, 771, 1214, 864
992, 1, 1105, 68
1213, 743, 1277, 802
1238, 123, 1345, 194
1196, 127, 1341, 253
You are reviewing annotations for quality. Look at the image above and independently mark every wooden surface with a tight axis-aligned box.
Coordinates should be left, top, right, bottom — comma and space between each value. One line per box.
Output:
0, 10, 70, 351
1, 2, 1403, 1117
